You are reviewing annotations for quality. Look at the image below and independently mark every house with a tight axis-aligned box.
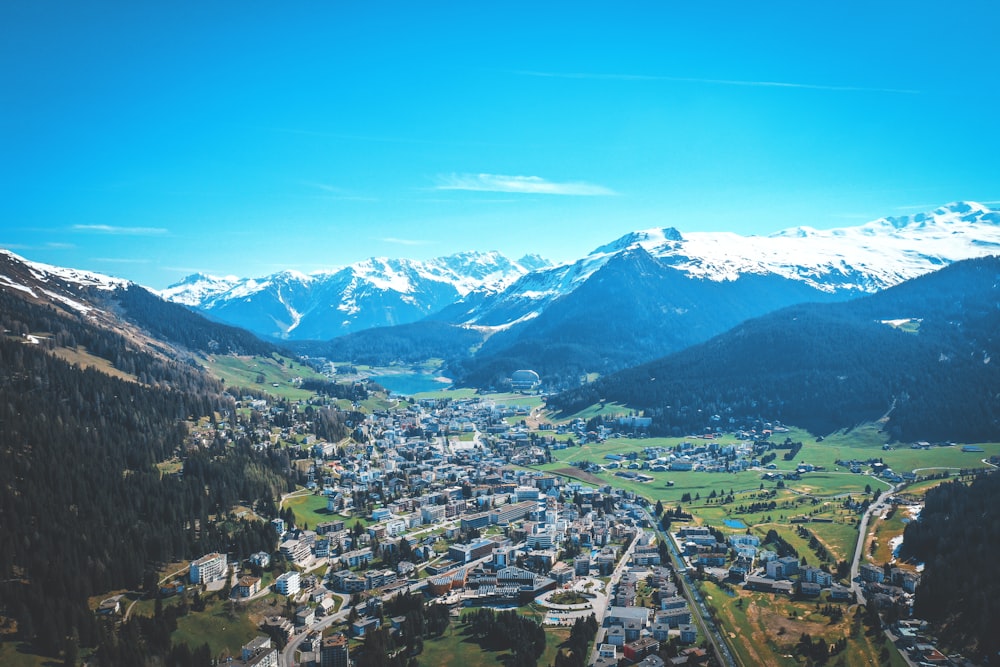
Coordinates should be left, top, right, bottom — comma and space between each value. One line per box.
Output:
679, 624, 698, 644
261, 615, 294, 643
606, 606, 652, 628
97, 595, 124, 616
237, 575, 262, 598
798, 581, 821, 598
295, 606, 315, 626
350, 617, 381, 637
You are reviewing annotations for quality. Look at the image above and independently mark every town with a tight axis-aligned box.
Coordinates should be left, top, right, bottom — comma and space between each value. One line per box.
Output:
118, 381, 995, 667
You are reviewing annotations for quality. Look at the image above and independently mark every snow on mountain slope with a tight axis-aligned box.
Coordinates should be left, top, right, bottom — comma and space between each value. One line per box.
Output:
157, 272, 240, 306
164, 251, 547, 339
1, 249, 131, 293
161, 201, 1000, 340
455, 201, 1000, 328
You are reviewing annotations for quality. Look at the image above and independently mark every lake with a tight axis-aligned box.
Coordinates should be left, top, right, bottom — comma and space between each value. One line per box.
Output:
723, 519, 748, 529
370, 373, 453, 396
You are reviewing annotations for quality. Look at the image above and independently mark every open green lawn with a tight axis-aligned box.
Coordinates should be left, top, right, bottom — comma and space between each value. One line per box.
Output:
171, 599, 259, 659
547, 401, 631, 424
412, 387, 479, 401
203, 353, 326, 401
282, 492, 338, 529
536, 423, 1000, 509
417, 619, 569, 667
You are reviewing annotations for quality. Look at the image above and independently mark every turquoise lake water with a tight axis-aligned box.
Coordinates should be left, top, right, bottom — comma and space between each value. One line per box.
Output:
369, 373, 453, 396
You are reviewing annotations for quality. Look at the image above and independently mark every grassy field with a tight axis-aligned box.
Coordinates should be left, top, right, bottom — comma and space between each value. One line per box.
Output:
417, 619, 570, 667
281, 492, 346, 529
0, 642, 61, 667
51, 344, 138, 383
171, 599, 259, 659
866, 504, 919, 568
535, 425, 1000, 509
203, 353, 327, 401
700, 581, 907, 667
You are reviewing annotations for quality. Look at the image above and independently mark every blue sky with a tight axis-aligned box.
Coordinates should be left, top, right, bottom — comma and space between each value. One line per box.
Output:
3, 1, 999, 288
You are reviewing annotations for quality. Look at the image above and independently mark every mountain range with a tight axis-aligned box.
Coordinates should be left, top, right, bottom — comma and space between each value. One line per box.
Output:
548, 254, 1000, 441
159, 251, 550, 340
164, 202, 1000, 347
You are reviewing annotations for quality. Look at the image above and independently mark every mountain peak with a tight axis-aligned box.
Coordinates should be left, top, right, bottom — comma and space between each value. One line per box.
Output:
591, 227, 685, 256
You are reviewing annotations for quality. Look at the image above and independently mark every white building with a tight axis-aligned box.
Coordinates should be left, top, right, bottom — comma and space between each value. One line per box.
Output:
189, 552, 228, 585
275, 571, 301, 596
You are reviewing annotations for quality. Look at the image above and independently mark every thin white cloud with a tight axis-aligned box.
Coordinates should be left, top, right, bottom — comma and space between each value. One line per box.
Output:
46, 242, 75, 249
436, 173, 615, 196
381, 237, 432, 246
510, 70, 920, 95
73, 224, 168, 236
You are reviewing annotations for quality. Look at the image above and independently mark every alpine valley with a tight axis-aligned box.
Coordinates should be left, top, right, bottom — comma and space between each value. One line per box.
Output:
3, 201, 1000, 667
164, 201, 1000, 388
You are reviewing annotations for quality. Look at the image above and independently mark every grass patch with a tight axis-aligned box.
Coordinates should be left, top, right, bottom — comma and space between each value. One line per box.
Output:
0, 641, 61, 667
50, 344, 139, 383
171, 599, 258, 659
417, 619, 569, 667
282, 492, 338, 529
549, 591, 587, 606
699, 580, 906, 667
203, 353, 326, 401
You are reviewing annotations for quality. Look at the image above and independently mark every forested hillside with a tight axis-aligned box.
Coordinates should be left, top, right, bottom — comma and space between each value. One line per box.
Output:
0, 289, 287, 659
548, 256, 1000, 441
288, 320, 486, 366
110, 284, 279, 356
899, 470, 1000, 661
451, 247, 842, 389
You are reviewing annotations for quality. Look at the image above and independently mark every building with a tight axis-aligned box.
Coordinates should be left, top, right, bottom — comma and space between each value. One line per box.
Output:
510, 369, 540, 391
275, 571, 301, 596
623, 637, 660, 662
236, 575, 261, 598
448, 538, 495, 564
237, 636, 277, 667
461, 511, 491, 532
189, 552, 228, 585
490, 500, 536, 525
280, 538, 312, 565
320, 633, 349, 667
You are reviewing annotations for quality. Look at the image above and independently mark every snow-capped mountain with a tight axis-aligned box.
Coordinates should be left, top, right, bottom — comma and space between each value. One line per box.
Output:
161, 201, 1000, 346
0, 249, 131, 316
451, 201, 1000, 331
162, 251, 548, 340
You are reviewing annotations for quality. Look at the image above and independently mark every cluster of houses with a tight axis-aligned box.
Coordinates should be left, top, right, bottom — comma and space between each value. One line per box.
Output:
592, 536, 705, 667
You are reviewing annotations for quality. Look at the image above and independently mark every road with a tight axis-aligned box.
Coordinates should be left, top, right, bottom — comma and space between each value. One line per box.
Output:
586, 532, 638, 666
645, 509, 737, 667
849, 485, 898, 606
